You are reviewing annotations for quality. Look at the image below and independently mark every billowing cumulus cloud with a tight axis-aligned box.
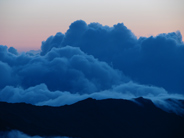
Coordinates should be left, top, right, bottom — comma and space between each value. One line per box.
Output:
40, 20, 184, 94
8, 47, 18, 55
0, 20, 184, 115
41, 32, 64, 56
0, 45, 124, 93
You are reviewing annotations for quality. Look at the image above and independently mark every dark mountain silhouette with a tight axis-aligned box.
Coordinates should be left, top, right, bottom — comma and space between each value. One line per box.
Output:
0, 97, 184, 138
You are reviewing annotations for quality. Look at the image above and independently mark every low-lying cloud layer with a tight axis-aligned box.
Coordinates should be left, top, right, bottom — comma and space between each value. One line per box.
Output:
0, 130, 70, 138
0, 20, 184, 115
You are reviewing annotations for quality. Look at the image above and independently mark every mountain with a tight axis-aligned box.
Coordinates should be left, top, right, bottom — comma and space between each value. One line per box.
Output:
0, 97, 184, 138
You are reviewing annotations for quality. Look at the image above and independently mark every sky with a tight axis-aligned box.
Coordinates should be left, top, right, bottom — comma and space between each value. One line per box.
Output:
0, 1, 184, 137
0, 0, 184, 116
0, 0, 184, 51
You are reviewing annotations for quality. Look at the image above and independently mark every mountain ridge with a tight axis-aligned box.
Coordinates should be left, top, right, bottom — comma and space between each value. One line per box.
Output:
0, 97, 184, 138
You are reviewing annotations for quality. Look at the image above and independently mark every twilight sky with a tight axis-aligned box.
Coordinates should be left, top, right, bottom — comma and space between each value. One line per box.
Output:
0, 0, 184, 116
0, 0, 184, 51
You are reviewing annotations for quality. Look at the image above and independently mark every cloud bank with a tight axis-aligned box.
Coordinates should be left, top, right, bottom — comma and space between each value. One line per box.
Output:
0, 20, 184, 115
41, 20, 184, 94
0, 130, 71, 138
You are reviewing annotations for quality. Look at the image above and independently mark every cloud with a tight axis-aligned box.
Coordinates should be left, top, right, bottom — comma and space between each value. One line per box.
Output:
0, 130, 71, 138
40, 20, 184, 94
0, 45, 32, 67
40, 32, 64, 56
0, 61, 15, 89
0, 82, 184, 115
0, 45, 124, 93
8, 47, 19, 55
20, 46, 123, 93
0, 20, 184, 115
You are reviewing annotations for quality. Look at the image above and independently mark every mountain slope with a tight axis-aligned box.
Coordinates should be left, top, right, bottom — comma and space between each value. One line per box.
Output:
0, 98, 184, 138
